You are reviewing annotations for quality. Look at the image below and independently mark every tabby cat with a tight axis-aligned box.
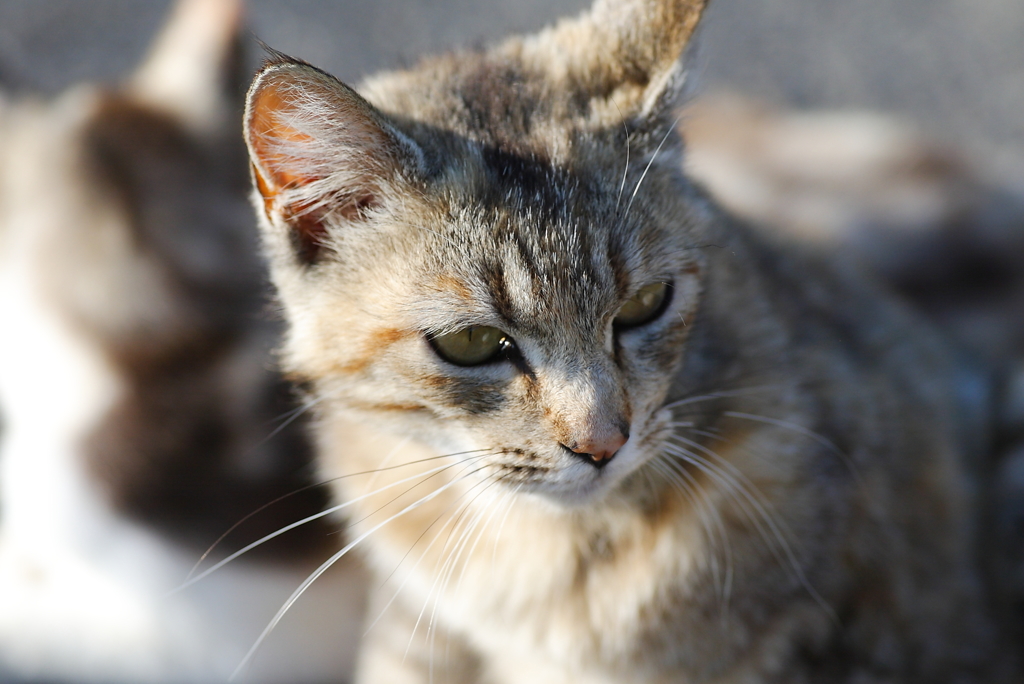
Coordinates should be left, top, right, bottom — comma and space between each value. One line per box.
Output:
244, 0, 1015, 681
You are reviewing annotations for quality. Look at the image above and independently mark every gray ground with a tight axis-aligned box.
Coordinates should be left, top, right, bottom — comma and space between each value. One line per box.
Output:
0, 0, 1022, 168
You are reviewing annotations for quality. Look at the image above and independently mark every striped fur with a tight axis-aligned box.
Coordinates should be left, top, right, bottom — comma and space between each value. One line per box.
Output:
245, 0, 1014, 681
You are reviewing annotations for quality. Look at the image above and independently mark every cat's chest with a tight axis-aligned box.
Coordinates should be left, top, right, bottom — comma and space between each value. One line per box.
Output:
452, 504, 703, 674
327, 419, 710, 677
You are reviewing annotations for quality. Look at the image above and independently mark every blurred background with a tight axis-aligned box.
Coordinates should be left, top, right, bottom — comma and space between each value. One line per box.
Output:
0, 0, 1022, 170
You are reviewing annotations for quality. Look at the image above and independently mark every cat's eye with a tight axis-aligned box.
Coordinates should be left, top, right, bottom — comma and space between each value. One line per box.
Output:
614, 281, 671, 328
430, 326, 515, 366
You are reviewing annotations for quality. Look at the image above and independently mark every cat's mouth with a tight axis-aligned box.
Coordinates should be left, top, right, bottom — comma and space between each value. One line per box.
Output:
488, 445, 636, 503
491, 449, 551, 484
493, 461, 552, 484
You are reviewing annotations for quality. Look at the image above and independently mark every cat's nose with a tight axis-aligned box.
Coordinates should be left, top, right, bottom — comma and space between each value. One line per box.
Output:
563, 430, 628, 469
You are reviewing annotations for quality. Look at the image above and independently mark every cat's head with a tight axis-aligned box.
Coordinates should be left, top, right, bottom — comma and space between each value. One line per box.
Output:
15, 0, 257, 364
244, 0, 713, 504
0, 0, 339, 549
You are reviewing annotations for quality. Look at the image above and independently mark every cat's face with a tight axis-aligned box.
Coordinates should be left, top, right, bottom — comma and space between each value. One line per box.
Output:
246, 0, 710, 504
285, 145, 702, 503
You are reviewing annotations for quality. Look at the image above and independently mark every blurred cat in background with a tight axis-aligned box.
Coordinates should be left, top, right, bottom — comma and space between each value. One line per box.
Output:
0, 0, 365, 681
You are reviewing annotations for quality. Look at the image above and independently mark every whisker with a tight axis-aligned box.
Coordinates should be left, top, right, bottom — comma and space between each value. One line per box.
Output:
451, 481, 509, 597
722, 411, 866, 491
347, 456, 487, 531
176, 452, 489, 592
433, 476, 500, 574
372, 461, 487, 592
229, 464, 488, 681
362, 464, 499, 639
667, 440, 789, 556
365, 436, 412, 492
427, 477, 503, 681
363, 496, 474, 637
185, 480, 327, 583
442, 481, 512, 674
441, 476, 506, 598
406, 473, 500, 664
624, 115, 681, 217
612, 99, 630, 208
649, 456, 733, 608
268, 390, 326, 427
663, 442, 837, 624
664, 445, 786, 580
491, 483, 521, 569
255, 385, 349, 448
369, 453, 499, 594
685, 428, 725, 442
366, 469, 498, 666
661, 385, 780, 411
183, 387, 342, 580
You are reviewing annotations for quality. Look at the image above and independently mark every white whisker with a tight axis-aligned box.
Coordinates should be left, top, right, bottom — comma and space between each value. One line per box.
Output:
612, 99, 631, 208
428, 477, 502, 681
491, 483, 521, 569
406, 473, 499, 666
259, 386, 345, 445
661, 385, 779, 411
624, 115, 681, 217
663, 442, 837, 624
649, 456, 733, 608
175, 454, 487, 593
722, 411, 867, 492
229, 464, 488, 681
365, 436, 413, 492
365, 463, 499, 637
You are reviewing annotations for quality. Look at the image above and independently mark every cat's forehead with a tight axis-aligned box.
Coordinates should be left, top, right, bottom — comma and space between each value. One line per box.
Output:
407, 149, 660, 338
364, 57, 565, 156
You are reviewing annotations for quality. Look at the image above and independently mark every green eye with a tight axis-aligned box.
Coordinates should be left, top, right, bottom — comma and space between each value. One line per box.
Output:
430, 326, 515, 366
614, 281, 671, 328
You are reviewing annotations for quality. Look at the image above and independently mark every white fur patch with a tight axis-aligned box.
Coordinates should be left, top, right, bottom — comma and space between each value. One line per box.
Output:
0, 102, 365, 684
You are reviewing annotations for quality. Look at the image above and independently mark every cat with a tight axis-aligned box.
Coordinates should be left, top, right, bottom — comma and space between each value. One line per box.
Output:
0, 0, 365, 681
242, 0, 1018, 682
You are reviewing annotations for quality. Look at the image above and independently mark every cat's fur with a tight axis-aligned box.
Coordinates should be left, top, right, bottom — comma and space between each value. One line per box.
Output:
682, 93, 1024, 658
0, 1, 365, 681
682, 93, 1024, 366
244, 0, 1014, 681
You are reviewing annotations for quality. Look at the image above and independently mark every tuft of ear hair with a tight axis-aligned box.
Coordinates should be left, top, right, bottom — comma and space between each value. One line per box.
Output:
129, 0, 244, 135
517, 0, 709, 127
243, 0, 709, 266
244, 59, 424, 265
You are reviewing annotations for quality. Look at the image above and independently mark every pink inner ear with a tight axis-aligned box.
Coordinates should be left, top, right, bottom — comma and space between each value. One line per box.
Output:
252, 157, 329, 263
247, 79, 323, 199
247, 74, 333, 263
245, 64, 413, 262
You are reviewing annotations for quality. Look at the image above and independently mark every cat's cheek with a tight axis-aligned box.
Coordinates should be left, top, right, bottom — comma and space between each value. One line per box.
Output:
615, 275, 700, 374
621, 320, 694, 398
515, 466, 606, 505
411, 429, 478, 458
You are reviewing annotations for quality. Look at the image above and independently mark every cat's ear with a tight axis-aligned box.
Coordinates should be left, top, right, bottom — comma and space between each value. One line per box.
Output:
530, 0, 709, 126
129, 0, 244, 135
244, 59, 423, 265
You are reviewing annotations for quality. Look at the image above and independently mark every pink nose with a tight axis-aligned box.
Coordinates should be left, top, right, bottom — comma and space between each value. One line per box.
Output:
564, 430, 628, 468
